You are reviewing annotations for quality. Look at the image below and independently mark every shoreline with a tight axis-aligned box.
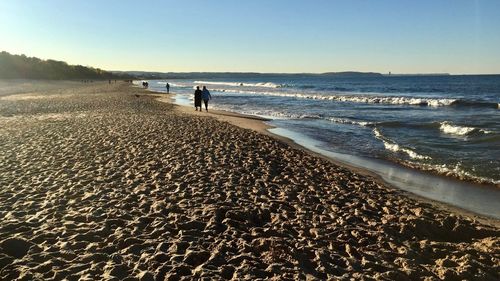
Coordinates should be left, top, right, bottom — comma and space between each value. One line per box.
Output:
151, 90, 500, 224
145, 80, 499, 188
1, 81, 499, 280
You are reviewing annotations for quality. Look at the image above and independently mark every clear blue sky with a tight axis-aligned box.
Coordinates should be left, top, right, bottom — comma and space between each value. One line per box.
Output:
1, 0, 499, 74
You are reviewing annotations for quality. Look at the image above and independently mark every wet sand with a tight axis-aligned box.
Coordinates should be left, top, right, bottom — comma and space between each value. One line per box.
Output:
0, 81, 499, 280
161, 91, 500, 221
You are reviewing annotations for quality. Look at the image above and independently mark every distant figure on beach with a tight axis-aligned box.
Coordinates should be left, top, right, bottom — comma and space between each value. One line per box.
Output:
194, 86, 202, 111
202, 86, 212, 112
166, 82, 170, 93
142, 81, 149, 88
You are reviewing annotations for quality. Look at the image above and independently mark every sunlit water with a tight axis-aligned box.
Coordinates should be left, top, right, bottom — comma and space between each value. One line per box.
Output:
141, 75, 500, 186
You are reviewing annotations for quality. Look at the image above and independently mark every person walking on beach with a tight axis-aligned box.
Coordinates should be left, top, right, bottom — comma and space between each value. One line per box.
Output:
166, 82, 170, 93
202, 86, 212, 112
194, 86, 202, 111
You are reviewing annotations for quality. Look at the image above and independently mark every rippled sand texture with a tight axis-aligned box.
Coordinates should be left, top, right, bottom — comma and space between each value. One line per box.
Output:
0, 82, 499, 280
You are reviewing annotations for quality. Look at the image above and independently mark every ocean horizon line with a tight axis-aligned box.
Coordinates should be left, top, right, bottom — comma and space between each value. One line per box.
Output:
113, 70, 500, 77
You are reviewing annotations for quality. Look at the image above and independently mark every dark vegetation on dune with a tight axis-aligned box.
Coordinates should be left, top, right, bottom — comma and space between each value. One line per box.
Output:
0, 51, 133, 80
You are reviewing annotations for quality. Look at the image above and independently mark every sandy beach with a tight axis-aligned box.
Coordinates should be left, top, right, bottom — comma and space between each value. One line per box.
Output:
0, 81, 499, 280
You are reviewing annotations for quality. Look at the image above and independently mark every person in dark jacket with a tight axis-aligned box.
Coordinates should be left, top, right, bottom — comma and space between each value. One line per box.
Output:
201, 86, 212, 111
194, 86, 202, 111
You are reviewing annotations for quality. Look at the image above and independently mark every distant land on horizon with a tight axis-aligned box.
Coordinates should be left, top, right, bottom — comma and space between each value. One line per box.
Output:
112, 71, 463, 80
112, 71, 384, 79
2, 51, 500, 81
113, 71, 500, 80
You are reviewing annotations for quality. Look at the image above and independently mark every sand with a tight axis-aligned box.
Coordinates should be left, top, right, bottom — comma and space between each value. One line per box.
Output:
0, 81, 498, 280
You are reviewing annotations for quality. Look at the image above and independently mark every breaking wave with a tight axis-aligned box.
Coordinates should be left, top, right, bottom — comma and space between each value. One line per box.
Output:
210, 88, 465, 107
439, 121, 492, 136
327, 117, 374, 127
211, 107, 322, 120
373, 128, 431, 160
406, 161, 500, 186
194, 80, 286, 88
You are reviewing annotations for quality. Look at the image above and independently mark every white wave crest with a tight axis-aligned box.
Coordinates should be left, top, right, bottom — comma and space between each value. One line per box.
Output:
324, 95, 456, 107
207, 88, 457, 107
412, 162, 499, 185
237, 110, 321, 120
194, 80, 283, 88
327, 117, 373, 127
439, 121, 491, 136
373, 128, 431, 160
156, 81, 183, 87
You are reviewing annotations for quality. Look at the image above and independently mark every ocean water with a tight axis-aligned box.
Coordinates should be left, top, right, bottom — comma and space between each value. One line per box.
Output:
143, 75, 500, 186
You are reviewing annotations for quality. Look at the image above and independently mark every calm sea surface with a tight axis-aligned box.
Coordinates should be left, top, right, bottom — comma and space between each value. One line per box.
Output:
143, 75, 500, 186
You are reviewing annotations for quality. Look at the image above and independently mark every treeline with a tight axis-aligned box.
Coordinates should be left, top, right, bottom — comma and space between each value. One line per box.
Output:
0, 51, 133, 80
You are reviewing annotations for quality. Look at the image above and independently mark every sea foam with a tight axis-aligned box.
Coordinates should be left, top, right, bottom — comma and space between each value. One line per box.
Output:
373, 128, 431, 160
439, 121, 491, 136
408, 161, 500, 185
210, 88, 458, 107
327, 117, 374, 127
194, 80, 284, 88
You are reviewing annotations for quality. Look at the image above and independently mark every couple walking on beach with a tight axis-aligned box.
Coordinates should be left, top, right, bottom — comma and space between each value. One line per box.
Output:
194, 86, 211, 111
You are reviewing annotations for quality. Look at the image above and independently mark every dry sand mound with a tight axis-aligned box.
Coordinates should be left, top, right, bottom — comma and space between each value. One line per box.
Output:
0, 82, 498, 280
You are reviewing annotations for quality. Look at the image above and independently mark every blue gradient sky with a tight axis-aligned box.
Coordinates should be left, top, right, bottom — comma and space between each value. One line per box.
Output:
1, 0, 499, 74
